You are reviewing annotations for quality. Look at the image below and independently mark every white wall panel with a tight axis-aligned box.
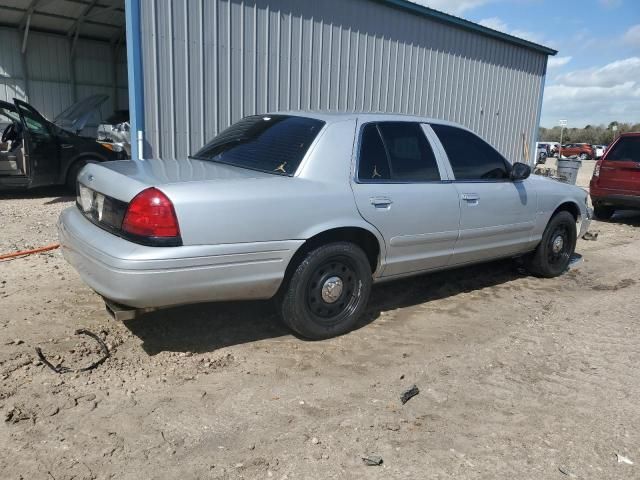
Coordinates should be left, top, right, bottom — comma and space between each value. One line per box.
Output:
0, 27, 127, 124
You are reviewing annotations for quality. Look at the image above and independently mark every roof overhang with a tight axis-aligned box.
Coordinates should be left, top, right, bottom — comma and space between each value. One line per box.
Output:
0, 0, 125, 44
376, 0, 558, 56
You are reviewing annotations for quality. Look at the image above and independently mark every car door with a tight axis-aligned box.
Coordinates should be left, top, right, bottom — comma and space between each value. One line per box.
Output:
598, 135, 640, 195
350, 121, 460, 277
14, 99, 60, 186
430, 124, 537, 265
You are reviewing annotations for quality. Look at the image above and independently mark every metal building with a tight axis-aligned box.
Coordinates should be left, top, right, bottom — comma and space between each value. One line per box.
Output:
0, 0, 556, 163
0, 0, 127, 124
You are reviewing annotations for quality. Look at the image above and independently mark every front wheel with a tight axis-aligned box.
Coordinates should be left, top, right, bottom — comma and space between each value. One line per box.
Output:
527, 211, 577, 278
280, 242, 372, 340
65, 160, 88, 191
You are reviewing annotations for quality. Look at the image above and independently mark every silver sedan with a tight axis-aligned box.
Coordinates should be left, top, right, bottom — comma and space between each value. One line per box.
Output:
58, 113, 591, 339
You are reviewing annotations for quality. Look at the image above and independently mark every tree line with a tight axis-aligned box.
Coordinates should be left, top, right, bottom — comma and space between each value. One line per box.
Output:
539, 122, 640, 146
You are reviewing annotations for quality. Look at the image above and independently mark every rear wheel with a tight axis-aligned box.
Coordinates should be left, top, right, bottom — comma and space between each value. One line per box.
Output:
280, 242, 372, 340
593, 204, 614, 220
527, 211, 576, 278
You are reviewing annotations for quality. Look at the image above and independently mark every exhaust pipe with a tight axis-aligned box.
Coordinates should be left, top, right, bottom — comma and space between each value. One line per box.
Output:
104, 298, 155, 321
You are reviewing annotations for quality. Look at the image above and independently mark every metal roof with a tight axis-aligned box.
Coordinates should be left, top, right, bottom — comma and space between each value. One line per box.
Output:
0, 0, 556, 55
0, 0, 125, 43
377, 0, 558, 56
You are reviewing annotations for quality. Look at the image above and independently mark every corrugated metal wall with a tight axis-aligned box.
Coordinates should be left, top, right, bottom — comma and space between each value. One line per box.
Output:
140, 0, 547, 162
0, 27, 128, 123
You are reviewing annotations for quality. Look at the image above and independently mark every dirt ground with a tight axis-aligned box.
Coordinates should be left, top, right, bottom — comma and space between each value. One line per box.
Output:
1, 162, 639, 479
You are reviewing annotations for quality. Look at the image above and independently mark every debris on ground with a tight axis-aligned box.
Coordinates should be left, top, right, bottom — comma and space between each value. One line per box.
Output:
558, 466, 576, 477
615, 453, 633, 465
362, 454, 383, 466
36, 328, 110, 374
4, 405, 35, 425
582, 231, 599, 241
400, 384, 420, 405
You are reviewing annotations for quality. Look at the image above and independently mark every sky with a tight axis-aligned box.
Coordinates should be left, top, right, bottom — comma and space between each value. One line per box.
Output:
412, 0, 640, 128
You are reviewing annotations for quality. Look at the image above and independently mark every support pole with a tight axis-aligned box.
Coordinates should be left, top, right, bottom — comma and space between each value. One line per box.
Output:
125, 0, 144, 160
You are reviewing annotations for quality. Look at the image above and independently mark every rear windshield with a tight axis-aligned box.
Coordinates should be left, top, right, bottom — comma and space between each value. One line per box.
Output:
606, 137, 640, 162
191, 115, 325, 175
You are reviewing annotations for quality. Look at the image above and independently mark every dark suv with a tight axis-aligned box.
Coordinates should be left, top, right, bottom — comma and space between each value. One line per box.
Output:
0, 98, 124, 191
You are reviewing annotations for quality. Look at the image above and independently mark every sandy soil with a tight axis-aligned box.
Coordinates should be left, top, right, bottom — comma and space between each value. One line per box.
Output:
1, 164, 639, 479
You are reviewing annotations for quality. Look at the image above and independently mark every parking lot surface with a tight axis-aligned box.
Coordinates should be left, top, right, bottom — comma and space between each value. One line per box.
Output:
1, 165, 639, 479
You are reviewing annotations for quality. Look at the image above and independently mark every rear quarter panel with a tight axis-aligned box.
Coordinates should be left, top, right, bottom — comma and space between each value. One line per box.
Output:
161, 118, 386, 253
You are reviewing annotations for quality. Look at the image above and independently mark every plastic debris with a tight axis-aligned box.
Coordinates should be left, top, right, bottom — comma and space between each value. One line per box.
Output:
616, 453, 633, 465
400, 385, 420, 405
582, 231, 599, 241
362, 454, 383, 466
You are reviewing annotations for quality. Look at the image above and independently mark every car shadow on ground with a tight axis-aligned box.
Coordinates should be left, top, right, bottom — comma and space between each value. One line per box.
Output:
0, 186, 73, 203
125, 258, 526, 356
608, 210, 640, 227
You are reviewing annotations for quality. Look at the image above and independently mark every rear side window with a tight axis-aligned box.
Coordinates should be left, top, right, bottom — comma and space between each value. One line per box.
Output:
432, 124, 510, 180
192, 115, 324, 175
606, 137, 640, 162
358, 122, 440, 182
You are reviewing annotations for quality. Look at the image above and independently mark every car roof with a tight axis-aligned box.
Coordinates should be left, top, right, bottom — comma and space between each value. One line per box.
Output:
620, 132, 640, 137
270, 110, 465, 129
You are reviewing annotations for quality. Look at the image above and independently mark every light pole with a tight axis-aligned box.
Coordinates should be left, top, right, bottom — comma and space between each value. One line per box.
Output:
559, 119, 567, 158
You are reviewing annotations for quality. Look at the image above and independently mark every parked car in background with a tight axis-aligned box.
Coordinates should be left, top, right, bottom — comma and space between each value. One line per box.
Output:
548, 142, 560, 157
0, 98, 124, 191
593, 144, 607, 159
590, 133, 640, 219
97, 109, 131, 157
536, 142, 550, 163
561, 143, 594, 160
58, 113, 591, 340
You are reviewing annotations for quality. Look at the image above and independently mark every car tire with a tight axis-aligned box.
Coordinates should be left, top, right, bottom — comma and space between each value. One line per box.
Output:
579, 153, 589, 160
280, 242, 372, 340
593, 205, 614, 220
527, 211, 577, 278
65, 160, 88, 192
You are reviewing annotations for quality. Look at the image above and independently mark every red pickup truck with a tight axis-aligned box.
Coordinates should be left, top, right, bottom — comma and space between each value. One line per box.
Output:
590, 133, 640, 219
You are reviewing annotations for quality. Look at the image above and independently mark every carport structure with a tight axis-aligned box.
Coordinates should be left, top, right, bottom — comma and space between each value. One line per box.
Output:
0, 0, 128, 132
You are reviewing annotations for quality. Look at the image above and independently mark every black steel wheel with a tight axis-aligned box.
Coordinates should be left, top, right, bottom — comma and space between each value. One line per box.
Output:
66, 160, 88, 191
527, 211, 577, 278
280, 242, 372, 339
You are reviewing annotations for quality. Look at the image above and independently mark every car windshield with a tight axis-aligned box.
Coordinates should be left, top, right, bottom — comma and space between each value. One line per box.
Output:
191, 115, 325, 176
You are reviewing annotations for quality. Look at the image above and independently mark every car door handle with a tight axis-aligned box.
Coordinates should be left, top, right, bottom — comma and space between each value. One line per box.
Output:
461, 193, 479, 201
370, 196, 393, 208
61, 144, 74, 149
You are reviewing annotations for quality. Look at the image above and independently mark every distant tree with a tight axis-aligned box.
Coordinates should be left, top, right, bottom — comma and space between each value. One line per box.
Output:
539, 121, 638, 146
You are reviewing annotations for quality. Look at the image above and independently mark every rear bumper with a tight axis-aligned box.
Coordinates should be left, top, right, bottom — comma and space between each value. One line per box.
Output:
590, 192, 640, 210
57, 207, 303, 308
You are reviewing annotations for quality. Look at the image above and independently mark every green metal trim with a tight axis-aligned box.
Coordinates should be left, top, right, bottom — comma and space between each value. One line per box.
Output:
376, 0, 557, 56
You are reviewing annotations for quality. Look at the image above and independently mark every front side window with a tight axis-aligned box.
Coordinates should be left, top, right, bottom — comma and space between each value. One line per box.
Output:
358, 122, 441, 182
431, 124, 510, 181
606, 137, 640, 163
17, 106, 51, 137
191, 115, 325, 175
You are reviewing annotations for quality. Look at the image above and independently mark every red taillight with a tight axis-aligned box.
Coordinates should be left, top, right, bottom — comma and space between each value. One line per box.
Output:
122, 188, 180, 238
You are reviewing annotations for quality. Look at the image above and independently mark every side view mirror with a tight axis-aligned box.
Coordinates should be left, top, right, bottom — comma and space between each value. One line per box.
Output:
511, 162, 531, 181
